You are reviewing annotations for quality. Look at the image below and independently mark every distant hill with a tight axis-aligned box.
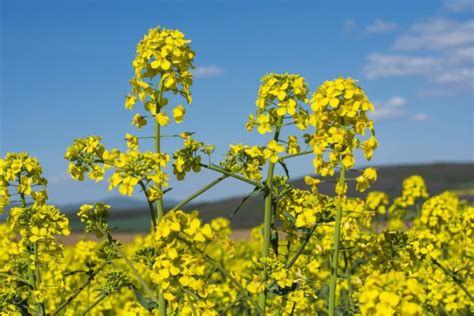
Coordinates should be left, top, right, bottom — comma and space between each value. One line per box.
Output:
65, 162, 474, 231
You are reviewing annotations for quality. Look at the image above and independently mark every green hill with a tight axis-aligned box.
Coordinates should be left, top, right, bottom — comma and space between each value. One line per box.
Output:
63, 162, 474, 232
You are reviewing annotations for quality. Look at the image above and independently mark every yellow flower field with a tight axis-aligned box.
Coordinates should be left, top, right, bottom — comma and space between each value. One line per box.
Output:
1, 26, 472, 315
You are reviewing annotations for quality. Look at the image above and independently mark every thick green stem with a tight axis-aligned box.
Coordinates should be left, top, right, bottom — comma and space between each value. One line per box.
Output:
200, 163, 264, 190
155, 78, 165, 223
0, 272, 32, 287
179, 237, 263, 314
19, 183, 44, 315
343, 251, 355, 311
53, 262, 108, 315
96, 227, 158, 303
286, 225, 317, 269
279, 149, 312, 161
81, 293, 107, 315
139, 180, 157, 231
257, 121, 282, 313
155, 77, 167, 315
431, 258, 474, 302
170, 175, 228, 212
328, 166, 346, 315
185, 289, 197, 316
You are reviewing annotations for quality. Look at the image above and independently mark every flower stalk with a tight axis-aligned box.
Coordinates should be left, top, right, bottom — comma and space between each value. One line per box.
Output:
258, 118, 282, 312
328, 165, 346, 315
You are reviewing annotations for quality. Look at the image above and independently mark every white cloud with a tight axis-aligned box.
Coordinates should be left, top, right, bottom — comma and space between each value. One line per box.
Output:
364, 54, 439, 79
411, 113, 431, 121
371, 96, 430, 122
394, 19, 474, 51
385, 96, 406, 107
444, 0, 473, 12
371, 96, 407, 120
366, 19, 398, 33
193, 65, 224, 78
364, 16, 474, 95
48, 173, 70, 184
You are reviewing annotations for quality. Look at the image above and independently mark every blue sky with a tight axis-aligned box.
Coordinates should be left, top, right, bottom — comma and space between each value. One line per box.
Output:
1, 0, 473, 205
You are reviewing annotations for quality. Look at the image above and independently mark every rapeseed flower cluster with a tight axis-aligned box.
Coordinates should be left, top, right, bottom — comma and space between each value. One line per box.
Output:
308, 78, 377, 177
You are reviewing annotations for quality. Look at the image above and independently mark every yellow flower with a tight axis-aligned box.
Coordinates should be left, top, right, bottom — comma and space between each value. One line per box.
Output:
172, 104, 186, 123
263, 140, 284, 163
118, 176, 139, 196
156, 112, 170, 126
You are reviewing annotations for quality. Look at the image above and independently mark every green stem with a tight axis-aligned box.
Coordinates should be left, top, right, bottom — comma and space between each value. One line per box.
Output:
200, 163, 264, 190
53, 262, 108, 315
155, 77, 165, 223
179, 237, 263, 314
431, 258, 474, 302
286, 225, 317, 269
33, 241, 45, 315
185, 289, 197, 316
218, 294, 245, 315
19, 182, 45, 315
328, 166, 346, 315
0, 272, 32, 287
343, 251, 355, 311
81, 293, 107, 315
169, 175, 228, 212
155, 76, 167, 315
138, 180, 157, 231
279, 149, 312, 161
258, 119, 282, 313
97, 227, 158, 304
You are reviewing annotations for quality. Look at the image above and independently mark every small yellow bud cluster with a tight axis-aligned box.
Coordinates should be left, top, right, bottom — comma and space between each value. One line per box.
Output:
246, 73, 310, 134
9, 204, 70, 244
365, 191, 390, 214
77, 203, 111, 237
418, 192, 459, 233
220, 144, 267, 182
393, 175, 429, 209
277, 188, 333, 229
64, 136, 107, 182
65, 136, 170, 201
0, 153, 48, 213
355, 167, 378, 192
358, 271, 425, 316
172, 134, 215, 180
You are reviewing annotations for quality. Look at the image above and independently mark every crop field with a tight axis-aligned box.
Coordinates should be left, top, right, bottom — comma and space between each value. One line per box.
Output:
1, 5, 473, 316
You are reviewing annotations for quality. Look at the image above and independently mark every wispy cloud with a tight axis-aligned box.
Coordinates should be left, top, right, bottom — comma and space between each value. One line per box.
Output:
364, 54, 439, 79
443, 0, 473, 12
364, 16, 474, 95
193, 65, 224, 78
371, 96, 407, 120
411, 113, 431, 121
366, 19, 398, 33
394, 19, 474, 51
371, 96, 430, 122
48, 173, 70, 184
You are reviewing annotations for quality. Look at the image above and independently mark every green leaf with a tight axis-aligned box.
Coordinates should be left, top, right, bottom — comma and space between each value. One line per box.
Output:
282, 211, 296, 223
271, 230, 279, 256
231, 187, 261, 216
131, 284, 158, 312
278, 160, 290, 179
267, 281, 300, 295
